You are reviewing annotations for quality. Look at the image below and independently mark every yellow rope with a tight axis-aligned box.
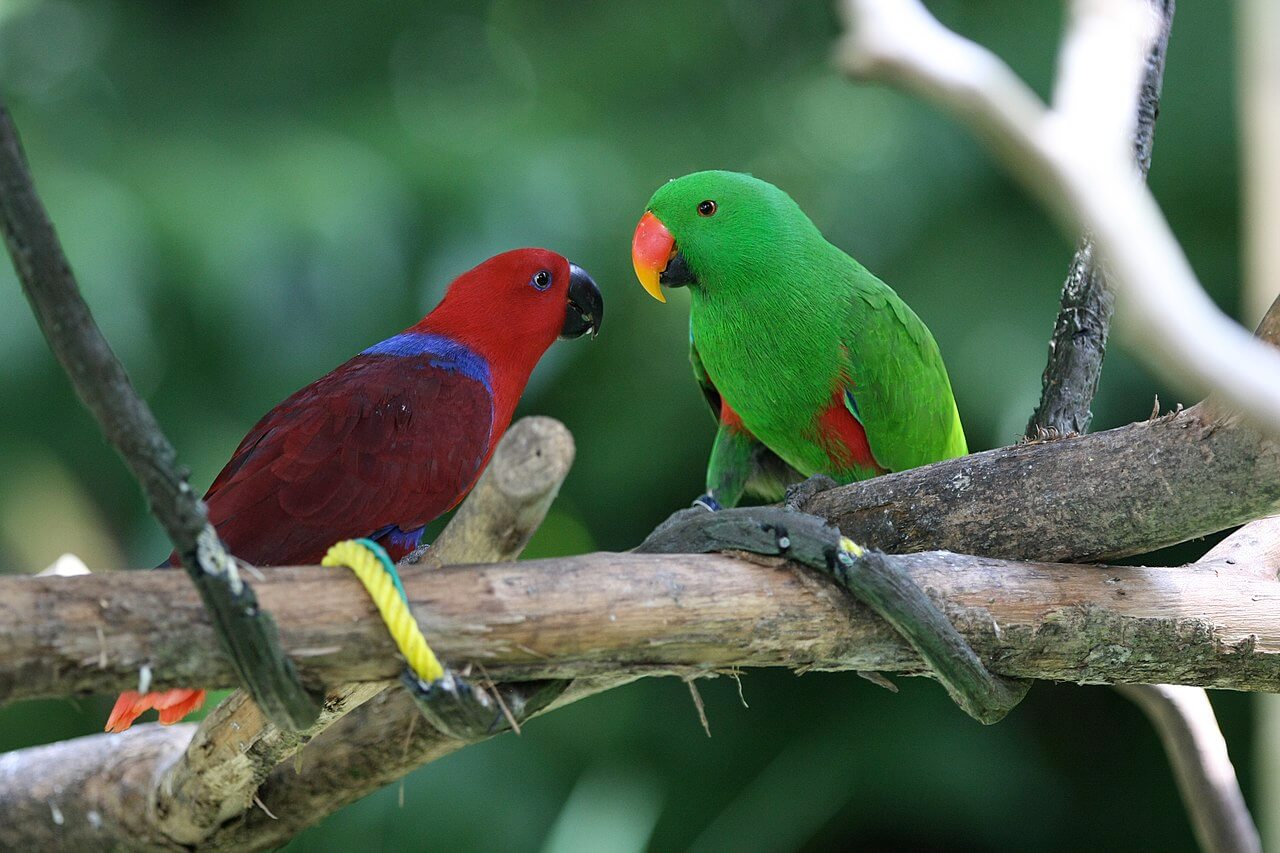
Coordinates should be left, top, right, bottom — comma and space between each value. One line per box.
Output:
322, 539, 445, 683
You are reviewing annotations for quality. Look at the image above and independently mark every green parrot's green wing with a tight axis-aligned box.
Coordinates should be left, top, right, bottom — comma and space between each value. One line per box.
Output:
840, 266, 968, 473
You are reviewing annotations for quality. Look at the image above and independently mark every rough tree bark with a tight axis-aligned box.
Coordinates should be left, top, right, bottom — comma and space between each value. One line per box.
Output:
11, 538, 1280, 694
1028, 0, 1172, 436
3, 402, 1279, 707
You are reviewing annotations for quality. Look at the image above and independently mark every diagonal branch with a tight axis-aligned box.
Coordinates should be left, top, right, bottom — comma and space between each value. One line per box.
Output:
1011, 4, 1257, 850
0, 100, 320, 731
838, 0, 1280, 435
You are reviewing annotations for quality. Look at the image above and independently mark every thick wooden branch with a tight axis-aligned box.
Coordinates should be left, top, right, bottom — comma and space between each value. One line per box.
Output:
1118, 682, 1261, 853
2, 408, 1276, 705
6, 541, 1280, 701
1017, 5, 1258, 848
805, 404, 1278, 562
0, 100, 319, 730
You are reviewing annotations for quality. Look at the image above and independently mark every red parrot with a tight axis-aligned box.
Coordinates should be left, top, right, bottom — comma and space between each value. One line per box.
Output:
106, 248, 603, 732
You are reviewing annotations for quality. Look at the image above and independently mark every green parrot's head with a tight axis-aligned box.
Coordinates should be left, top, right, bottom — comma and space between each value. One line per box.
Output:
631, 170, 819, 303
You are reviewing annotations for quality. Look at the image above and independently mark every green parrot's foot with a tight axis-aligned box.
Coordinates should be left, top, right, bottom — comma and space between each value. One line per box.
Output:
633, 505, 1029, 724
783, 474, 839, 511
403, 668, 568, 740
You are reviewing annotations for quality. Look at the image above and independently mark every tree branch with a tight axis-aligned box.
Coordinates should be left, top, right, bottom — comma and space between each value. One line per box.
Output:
837, 0, 1280, 435
804, 403, 1279, 563
3, 404, 1277, 706
7, 533, 1280, 701
0, 100, 320, 730
1011, 3, 1258, 848
1029, 0, 1172, 436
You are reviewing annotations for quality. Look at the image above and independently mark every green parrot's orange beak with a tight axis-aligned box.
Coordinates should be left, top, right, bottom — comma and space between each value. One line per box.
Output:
631, 211, 675, 303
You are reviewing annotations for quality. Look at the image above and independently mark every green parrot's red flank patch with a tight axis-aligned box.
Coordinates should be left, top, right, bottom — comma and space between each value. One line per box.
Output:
815, 390, 885, 476
720, 397, 747, 432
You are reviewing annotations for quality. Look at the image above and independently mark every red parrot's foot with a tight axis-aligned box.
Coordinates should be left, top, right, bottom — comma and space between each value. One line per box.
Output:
105, 688, 208, 732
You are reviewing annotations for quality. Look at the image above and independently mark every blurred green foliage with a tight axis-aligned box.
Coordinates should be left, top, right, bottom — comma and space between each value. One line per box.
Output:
0, 1, 1254, 850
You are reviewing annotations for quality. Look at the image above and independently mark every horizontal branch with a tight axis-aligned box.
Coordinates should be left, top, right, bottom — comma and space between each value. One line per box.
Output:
7, 514, 1280, 849
5, 541, 1280, 703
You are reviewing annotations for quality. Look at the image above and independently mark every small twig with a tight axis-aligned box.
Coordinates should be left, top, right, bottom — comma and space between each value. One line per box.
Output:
730, 669, 749, 708
252, 794, 278, 821
0, 99, 319, 732
476, 663, 521, 736
685, 678, 711, 737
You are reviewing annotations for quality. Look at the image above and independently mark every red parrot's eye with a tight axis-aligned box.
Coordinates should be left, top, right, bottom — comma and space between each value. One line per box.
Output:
697, 200, 717, 217
531, 269, 552, 291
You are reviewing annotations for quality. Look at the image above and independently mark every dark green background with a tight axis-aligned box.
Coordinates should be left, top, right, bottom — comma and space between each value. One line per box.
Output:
0, 2, 1256, 850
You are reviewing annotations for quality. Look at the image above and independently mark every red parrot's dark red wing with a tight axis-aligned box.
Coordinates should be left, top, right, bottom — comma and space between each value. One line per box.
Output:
203, 354, 494, 567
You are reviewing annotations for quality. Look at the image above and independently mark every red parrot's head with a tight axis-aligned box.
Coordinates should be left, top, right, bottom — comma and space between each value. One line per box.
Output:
419, 247, 602, 375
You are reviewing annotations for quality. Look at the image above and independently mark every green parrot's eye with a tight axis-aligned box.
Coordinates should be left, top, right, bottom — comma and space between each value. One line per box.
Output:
531, 269, 552, 291
697, 200, 717, 217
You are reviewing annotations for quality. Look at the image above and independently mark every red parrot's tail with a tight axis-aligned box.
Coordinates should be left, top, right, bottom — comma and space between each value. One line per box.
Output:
105, 688, 207, 732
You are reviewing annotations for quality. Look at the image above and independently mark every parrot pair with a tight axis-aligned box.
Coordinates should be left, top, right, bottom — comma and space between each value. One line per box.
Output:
107, 170, 967, 732
105, 249, 603, 732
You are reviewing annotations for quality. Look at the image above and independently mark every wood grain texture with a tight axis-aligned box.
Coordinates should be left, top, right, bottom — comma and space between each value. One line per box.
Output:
6, 544, 1280, 702
7, 534, 1280, 849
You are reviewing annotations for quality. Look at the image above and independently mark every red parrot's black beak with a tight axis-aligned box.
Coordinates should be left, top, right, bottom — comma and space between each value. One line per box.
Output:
560, 262, 603, 340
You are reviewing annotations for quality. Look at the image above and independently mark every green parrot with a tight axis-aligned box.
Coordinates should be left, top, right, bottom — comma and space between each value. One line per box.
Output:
631, 170, 967, 508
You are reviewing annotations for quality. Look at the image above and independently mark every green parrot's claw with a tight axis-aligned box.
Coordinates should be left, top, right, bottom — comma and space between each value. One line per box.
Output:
403, 669, 567, 740
783, 474, 839, 511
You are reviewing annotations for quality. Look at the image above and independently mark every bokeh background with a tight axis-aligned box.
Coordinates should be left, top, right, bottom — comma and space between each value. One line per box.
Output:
0, 1, 1260, 850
